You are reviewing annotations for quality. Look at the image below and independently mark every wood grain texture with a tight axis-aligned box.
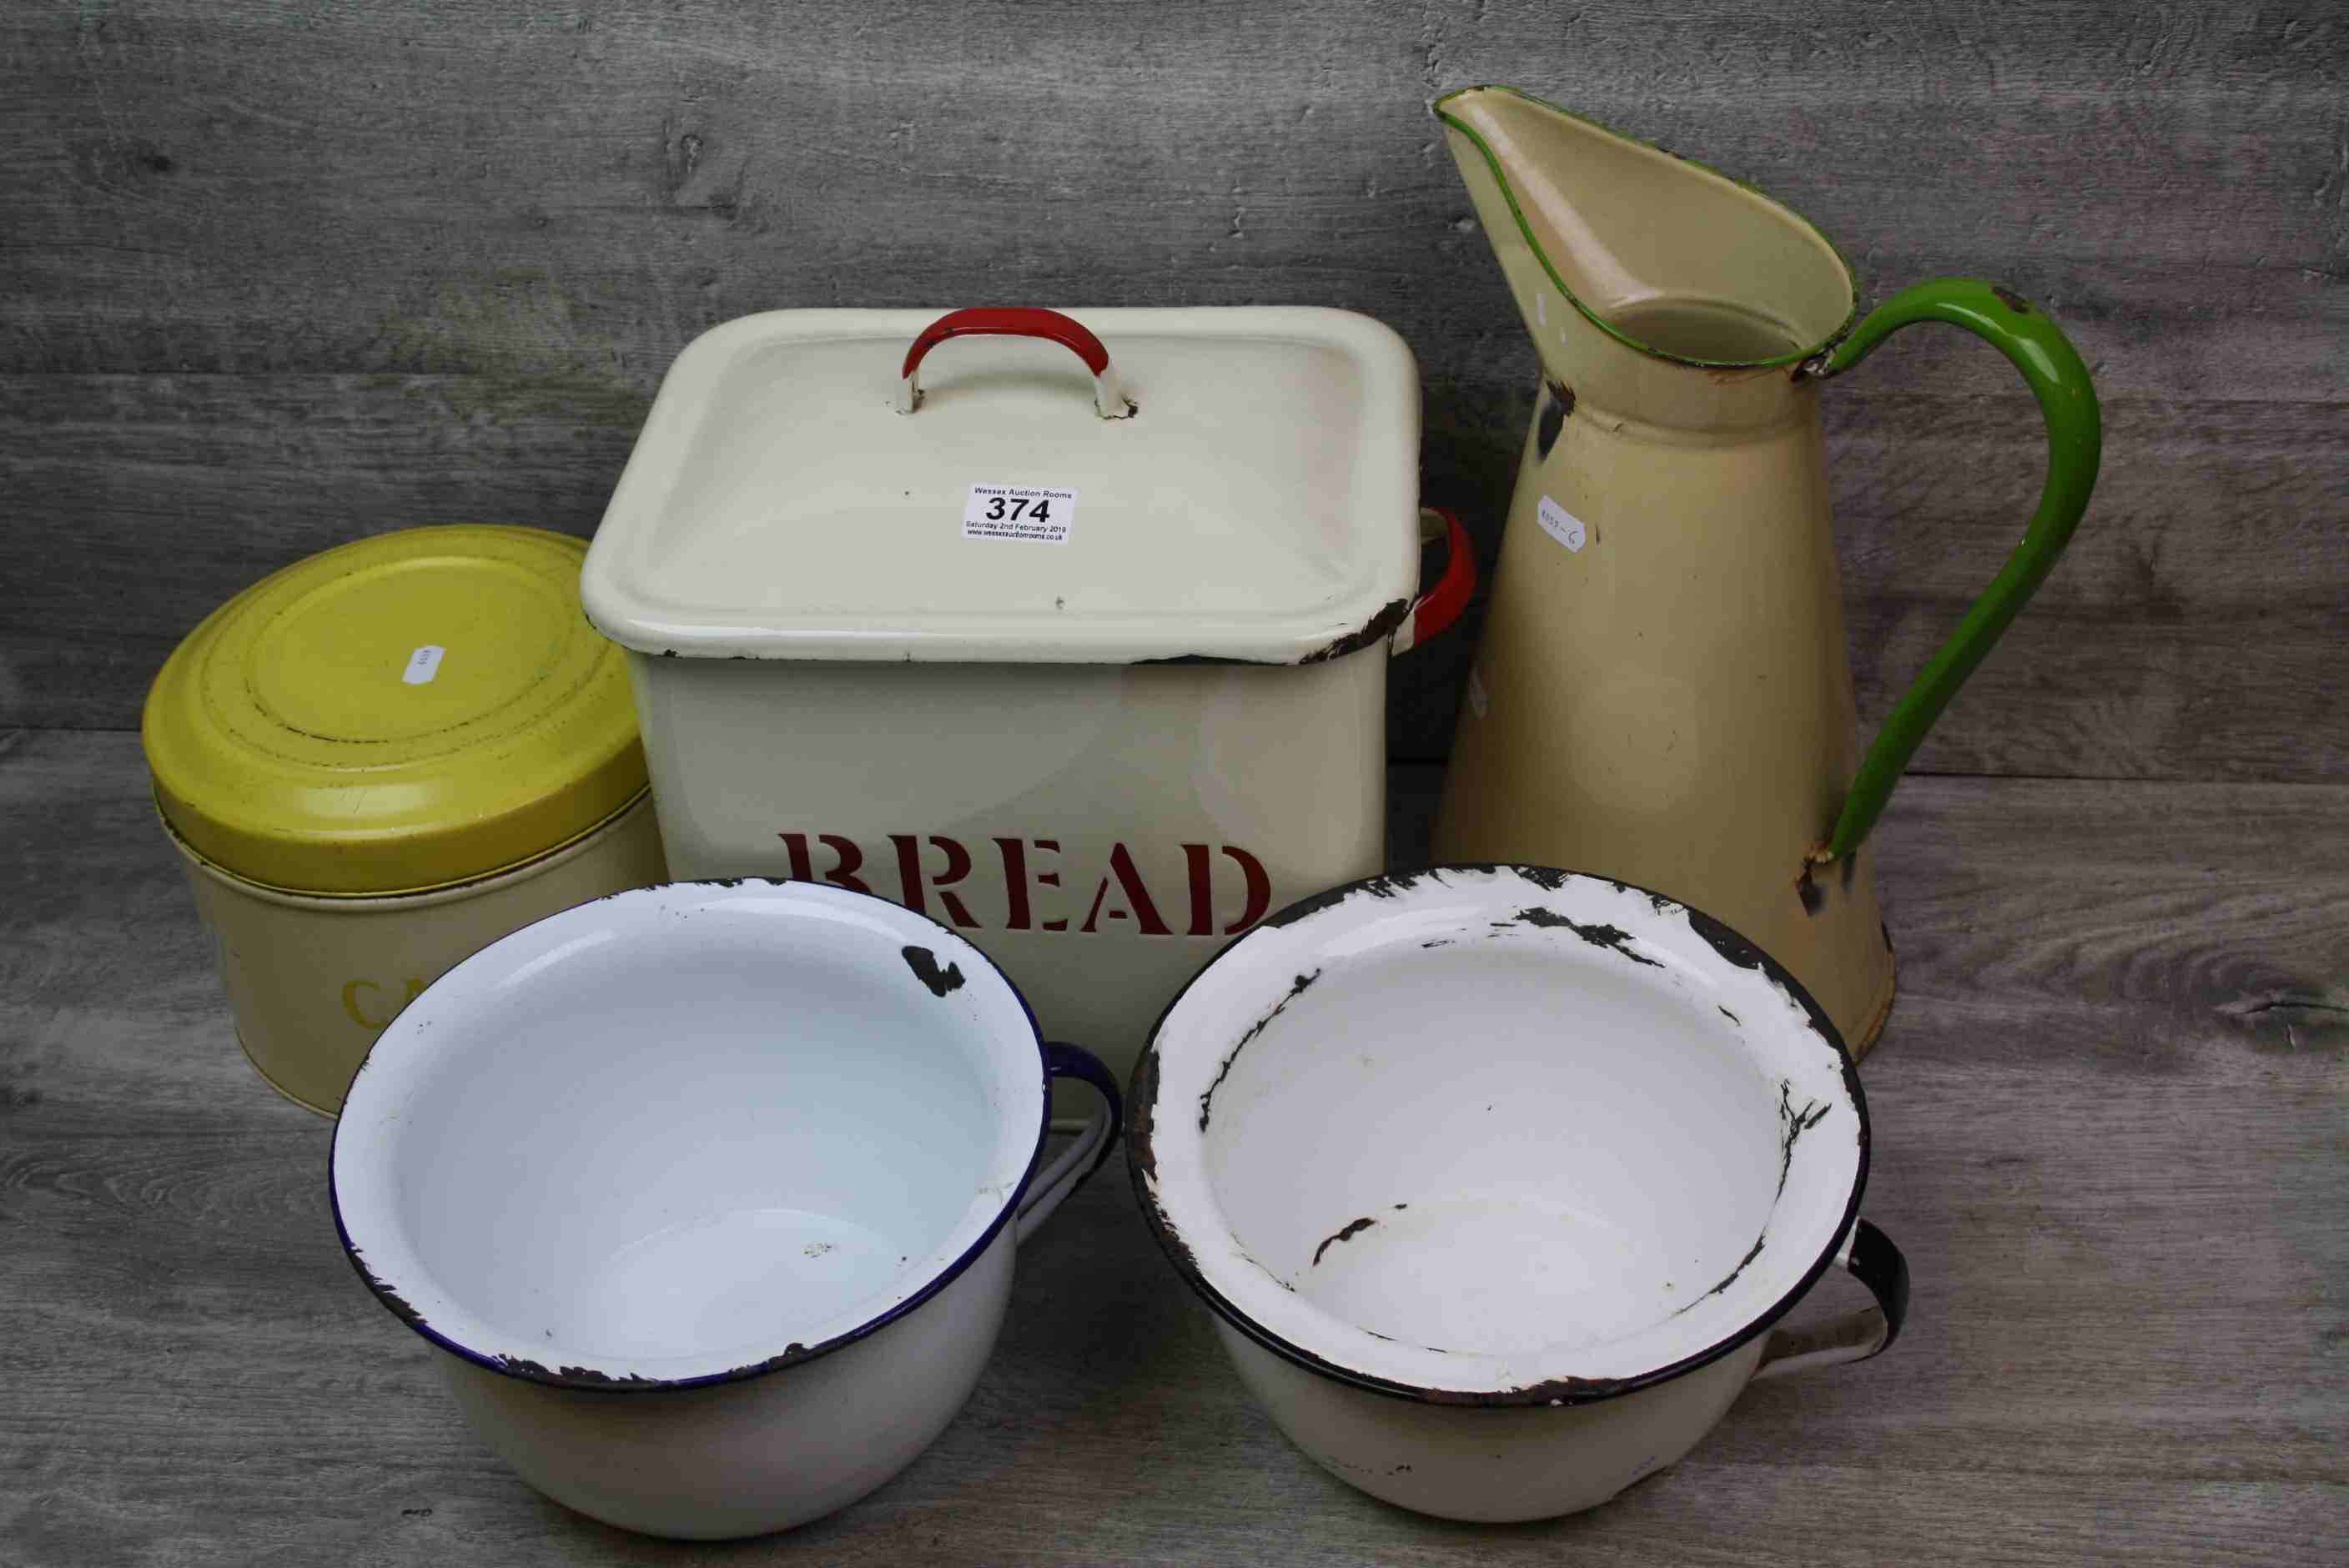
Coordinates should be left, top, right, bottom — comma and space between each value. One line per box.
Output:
3, 3, 2340, 392
6, 374, 2341, 780
2, 1, 2344, 773
2, 731, 2344, 1565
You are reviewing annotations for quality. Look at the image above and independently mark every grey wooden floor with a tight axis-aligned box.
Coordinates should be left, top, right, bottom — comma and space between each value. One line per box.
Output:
3, 730, 2342, 1566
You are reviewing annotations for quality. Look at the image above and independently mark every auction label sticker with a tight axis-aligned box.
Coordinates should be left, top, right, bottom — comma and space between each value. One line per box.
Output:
1537, 495, 1587, 553
963, 484, 1077, 544
402, 645, 445, 685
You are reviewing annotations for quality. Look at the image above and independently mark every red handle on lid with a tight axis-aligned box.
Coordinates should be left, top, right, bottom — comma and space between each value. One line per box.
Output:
900, 307, 1110, 379
897, 307, 1133, 419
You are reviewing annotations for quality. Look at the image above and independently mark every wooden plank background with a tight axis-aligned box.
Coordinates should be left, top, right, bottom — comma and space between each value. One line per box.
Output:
3, 0, 2344, 774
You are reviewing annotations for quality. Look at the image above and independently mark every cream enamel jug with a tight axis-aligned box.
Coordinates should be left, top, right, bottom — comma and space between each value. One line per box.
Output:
1429, 86, 2102, 1053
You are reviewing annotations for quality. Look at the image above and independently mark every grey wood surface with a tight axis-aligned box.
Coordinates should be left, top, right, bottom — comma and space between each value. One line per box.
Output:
4, 2, 2345, 774
3, 730, 2344, 1565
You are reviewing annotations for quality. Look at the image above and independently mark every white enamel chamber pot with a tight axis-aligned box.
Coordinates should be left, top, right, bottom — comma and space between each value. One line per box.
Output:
1129, 865, 1909, 1522
329, 879, 1121, 1540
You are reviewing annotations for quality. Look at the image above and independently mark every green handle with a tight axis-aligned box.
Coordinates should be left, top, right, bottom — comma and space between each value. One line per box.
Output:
1809, 279, 2101, 864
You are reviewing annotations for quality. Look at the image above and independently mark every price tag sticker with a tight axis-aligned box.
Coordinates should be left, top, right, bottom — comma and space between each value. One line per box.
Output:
1537, 495, 1588, 553
402, 645, 445, 686
963, 484, 1077, 544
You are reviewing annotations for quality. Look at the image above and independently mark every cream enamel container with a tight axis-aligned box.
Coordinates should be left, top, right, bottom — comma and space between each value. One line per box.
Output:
142, 526, 666, 1114
1426, 86, 2100, 1057
1129, 865, 1910, 1521
582, 306, 1473, 1089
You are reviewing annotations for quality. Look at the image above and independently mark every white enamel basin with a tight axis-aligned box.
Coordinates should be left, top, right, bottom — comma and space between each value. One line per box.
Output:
1129, 865, 1908, 1520
329, 878, 1119, 1538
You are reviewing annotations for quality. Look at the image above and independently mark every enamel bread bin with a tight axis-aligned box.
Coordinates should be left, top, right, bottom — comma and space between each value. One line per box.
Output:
582, 306, 1471, 1085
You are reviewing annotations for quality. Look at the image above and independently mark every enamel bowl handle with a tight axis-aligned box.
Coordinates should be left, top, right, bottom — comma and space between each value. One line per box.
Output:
1015, 1042, 1124, 1243
1749, 1218, 1911, 1380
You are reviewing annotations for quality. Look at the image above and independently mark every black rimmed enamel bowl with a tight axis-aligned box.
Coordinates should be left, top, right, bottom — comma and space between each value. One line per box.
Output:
1129, 866, 1908, 1520
330, 879, 1119, 1539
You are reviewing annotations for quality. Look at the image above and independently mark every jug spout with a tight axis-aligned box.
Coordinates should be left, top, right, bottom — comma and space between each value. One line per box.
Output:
1435, 86, 1856, 406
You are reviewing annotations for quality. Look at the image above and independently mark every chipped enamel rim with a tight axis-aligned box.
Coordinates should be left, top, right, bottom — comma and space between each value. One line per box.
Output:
1431, 84, 1859, 371
329, 878, 1056, 1392
1129, 864, 1869, 1407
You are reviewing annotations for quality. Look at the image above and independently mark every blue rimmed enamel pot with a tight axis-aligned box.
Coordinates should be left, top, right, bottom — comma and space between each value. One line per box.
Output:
1127, 865, 1909, 1522
329, 879, 1120, 1540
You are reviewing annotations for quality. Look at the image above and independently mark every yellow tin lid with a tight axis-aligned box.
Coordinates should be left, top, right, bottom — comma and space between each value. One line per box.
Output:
143, 526, 649, 897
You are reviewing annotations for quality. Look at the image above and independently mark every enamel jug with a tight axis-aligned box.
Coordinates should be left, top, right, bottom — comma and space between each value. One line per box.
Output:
1429, 86, 2100, 1054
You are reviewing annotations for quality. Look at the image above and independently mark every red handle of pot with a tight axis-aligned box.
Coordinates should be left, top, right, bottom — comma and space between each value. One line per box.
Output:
897, 307, 1134, 419
1394, 507, 1476, 656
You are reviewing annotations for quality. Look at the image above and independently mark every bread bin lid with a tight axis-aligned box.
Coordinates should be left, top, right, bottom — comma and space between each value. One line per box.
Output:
143, 525, 648, 896
580, 306, 1421, 664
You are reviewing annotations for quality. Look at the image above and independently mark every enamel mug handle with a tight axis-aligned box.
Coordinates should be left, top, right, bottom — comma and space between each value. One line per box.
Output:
898, 307, 1136, 420
1014, 1042, 1124, 1244
1391, 507, 1479, 656
1750, 1218, 1910, 1380
1804, 280, 2100, 866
